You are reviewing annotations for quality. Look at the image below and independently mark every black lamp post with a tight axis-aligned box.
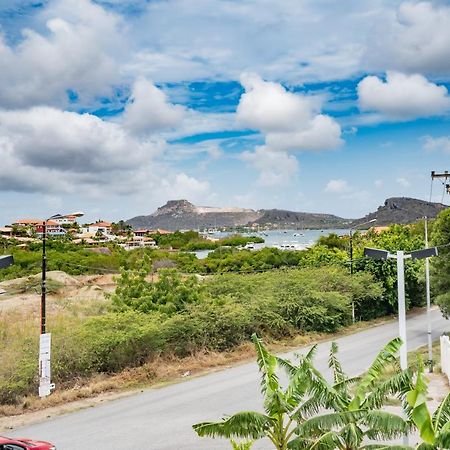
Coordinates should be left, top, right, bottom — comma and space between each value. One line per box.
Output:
40, 212, 83, 335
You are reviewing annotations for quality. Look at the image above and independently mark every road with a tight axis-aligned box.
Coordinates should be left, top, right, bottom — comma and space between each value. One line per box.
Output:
9, 309, 449, 449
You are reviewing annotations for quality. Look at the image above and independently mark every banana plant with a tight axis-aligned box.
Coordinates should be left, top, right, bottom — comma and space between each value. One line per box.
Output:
193, 333, 319, 450
230, 439, 254, 449
288, 338, 413, 449
406, 359, 450, 449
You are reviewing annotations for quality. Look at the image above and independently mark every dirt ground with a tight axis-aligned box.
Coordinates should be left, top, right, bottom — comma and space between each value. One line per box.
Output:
0, 271, 117, 313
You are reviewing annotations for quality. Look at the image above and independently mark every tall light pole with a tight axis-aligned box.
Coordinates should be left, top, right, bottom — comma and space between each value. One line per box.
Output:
364, 246, 438, 369
349, 218, 377, 322
364, 245, 438, 446
39, 211, 83, 397
424, 217, 433, 372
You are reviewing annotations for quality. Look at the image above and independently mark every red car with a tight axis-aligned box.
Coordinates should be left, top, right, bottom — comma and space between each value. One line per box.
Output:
0, 436, 56, 450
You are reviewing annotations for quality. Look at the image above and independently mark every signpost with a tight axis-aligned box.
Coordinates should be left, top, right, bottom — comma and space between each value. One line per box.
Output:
38, 333, 55, 398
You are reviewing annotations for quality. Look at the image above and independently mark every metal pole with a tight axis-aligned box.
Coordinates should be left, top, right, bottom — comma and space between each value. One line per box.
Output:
396, 250, 409, 446
41, 220, 47, 335
349, 229, 355, 323
396, 251, 408, 370
424, 217, 433, 372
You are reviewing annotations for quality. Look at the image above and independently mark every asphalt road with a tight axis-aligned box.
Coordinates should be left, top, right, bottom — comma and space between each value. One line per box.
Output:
10, 309, 449, 450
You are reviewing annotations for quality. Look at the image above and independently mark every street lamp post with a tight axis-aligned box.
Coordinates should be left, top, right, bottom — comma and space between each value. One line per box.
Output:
39, 211, 83, 397
349, 219, 377, 322
424, 217, 433, 372
364, 246, 438, 369
364, 245, 438, 446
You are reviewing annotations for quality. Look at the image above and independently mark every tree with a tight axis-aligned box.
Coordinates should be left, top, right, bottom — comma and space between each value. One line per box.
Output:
288, 338, 412, 449
193, 334, 319, 450
430, 208, 450, 317
406, 360, 450, 449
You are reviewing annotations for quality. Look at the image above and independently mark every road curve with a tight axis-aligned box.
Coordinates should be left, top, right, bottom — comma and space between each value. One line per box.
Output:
9, 308, 449, 450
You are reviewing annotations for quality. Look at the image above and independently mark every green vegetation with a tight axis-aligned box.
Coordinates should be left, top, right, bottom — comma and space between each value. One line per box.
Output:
0, 266, 381, 403
430, 208, 450, 318
193, 335, 412, 450
0, 239, 124, 281
2, 210, 450, 409
407, 360, 450, 449
148, 230, 264, 251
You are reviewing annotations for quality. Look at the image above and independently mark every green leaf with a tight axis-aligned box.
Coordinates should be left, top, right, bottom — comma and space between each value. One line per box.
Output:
193, 411, 273, 440
350, 338, 402, 410
432, 391, 450, 432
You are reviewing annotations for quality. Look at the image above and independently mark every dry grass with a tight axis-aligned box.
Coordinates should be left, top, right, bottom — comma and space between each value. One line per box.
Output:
0, 306, 398, 420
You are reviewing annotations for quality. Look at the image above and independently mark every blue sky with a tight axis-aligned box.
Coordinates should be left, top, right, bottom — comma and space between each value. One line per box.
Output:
0, 0, 450, 224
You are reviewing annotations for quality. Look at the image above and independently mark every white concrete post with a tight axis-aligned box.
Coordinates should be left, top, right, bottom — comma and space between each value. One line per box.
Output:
396, 251, 408, 370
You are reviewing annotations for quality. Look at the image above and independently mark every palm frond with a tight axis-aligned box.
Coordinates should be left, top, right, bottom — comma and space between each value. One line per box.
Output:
363, 369, 413, 410
435, 429, 450, 448
193, 411, 273, 440
276, 355, 297, 378
432, 391, 450, 432
350, 338, 402, 409
328, 341, 347, 384
251, 333, 287, 415
251, 333, 279, 395
294, 410, 366, 437
288, 430, 342, 450
362, 411, 410, 440
406, 359, 435, 445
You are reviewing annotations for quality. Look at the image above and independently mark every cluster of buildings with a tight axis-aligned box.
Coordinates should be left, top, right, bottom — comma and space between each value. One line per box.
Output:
0, 215, 172, 251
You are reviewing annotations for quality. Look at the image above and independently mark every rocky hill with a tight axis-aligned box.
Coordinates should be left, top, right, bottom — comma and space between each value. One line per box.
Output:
126, 200, 350, 230
251, 209, 350, 229
126, 200, 261, 230
350, 197, 447, 227
126, 197, 447, 231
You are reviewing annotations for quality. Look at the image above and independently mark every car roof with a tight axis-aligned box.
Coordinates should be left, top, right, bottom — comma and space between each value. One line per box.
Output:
0, 436, 52, 447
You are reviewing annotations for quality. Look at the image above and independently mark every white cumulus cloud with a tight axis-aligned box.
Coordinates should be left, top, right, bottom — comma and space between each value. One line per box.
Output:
237, 73, 343, 152
240, 146, 299, 187
122, 78, 185, 134
366, 1, 450, 76
0, 0, 124, 108
358, 71, 450, 120
324, 179, 351, 194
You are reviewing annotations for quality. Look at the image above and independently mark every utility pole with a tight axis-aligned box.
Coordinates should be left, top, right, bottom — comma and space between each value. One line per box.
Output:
424, 218, 433, 372
364, 246, 438, 369
425, 170, 449, 371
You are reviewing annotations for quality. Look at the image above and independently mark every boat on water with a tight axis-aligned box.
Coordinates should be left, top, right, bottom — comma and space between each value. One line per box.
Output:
274, 243, 305, 251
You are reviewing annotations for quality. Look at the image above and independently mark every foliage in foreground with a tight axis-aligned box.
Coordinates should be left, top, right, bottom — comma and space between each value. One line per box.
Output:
193, 335, 411, 450
406, 360, 450, 449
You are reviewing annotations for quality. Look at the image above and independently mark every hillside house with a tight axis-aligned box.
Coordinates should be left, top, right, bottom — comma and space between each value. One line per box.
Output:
13, 219, 66, 237
82, 221, 112, 235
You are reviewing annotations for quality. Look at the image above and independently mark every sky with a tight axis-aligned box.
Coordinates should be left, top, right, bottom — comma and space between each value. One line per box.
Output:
1, 0, 450, 224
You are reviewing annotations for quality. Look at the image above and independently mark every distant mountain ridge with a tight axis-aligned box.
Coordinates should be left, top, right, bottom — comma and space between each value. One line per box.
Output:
350, 197, 447, 227
126, 197, 447, 231
126, 200, 262, 230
